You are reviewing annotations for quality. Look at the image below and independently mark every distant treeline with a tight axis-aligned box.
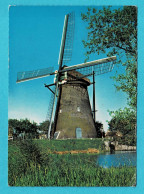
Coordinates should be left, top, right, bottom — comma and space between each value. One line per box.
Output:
8, 119, 53, 139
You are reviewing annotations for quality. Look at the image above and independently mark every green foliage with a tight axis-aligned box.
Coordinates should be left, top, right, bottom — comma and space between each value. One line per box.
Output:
95, 121, 104, 138
81, 6, 137, 109
107, 107, 136, 145
17, 140, 46, 164
39, 120, 50, 133
112, 58, 137, 109
39, 120, 54, 138
8, 118, 39, 139
8, 140, 136, 186
12, 161, 136, 186
81, 6, 137, 58
34, 138, 105, 153
8, 140, 49, 185
8, 141, 28, 184
8, 119, 19, 130
81, 6, 137, 145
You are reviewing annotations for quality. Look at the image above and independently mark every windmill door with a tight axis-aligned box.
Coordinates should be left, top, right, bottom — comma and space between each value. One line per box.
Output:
76, 128, 82, 139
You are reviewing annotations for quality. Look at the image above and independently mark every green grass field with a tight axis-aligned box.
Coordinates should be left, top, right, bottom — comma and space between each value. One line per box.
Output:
34, 138, 105, 153
8, 139, 136, 186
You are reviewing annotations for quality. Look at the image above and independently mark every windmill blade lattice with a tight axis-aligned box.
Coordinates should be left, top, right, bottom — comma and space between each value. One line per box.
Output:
61, 12, 75, 66
76, 61, 114, 77
61, 56, 116, 78
46, 85, 57, 122
17, 66, 54, 83
47, 83, 59, 139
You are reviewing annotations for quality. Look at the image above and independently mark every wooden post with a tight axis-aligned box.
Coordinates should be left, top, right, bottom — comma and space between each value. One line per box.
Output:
93, 71, 96, 122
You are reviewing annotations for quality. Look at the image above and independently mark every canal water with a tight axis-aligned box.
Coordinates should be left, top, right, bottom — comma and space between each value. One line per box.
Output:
96, 151, 136, 168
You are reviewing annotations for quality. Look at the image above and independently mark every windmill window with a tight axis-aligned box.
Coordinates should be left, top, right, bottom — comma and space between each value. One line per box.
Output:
77, 106, 80, 112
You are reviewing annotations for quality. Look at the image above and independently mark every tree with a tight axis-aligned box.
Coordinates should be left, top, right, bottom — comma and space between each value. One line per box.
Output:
107, 108, 136, 145
39, 120, 50, 133
39, 120, 54, 135
95, 121, 105, 138
8, 118, 39, 139
8, 119, 20, 129
81, 6, 137, 110
8, 119, 21, 138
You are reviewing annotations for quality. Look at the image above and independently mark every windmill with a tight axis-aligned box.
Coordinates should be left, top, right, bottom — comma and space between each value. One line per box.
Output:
16, 12, 116, 139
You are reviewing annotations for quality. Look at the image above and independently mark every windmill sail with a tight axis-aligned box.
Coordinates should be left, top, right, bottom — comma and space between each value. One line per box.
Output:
58, 13, 75, 68
17, 67, 55, 83
76, 60, 114, 77
47, 84, 58, 139
61, 56, 116, 76
47, 13, 75, 139
62, 12, 75, 66
46, 85, 57, 121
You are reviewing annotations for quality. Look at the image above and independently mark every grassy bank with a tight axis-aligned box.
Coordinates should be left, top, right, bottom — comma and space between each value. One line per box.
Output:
8, 139, 136, 186
34, 138, 106, 153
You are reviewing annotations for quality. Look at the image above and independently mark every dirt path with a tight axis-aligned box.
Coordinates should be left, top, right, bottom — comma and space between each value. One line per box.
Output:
52, 148, 99, 154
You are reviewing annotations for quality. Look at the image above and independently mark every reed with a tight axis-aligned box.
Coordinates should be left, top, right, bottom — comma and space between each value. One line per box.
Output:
8, 139, 136, 187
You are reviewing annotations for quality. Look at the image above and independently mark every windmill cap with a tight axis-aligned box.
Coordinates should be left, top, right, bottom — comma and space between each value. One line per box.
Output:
65, 69, 90, 85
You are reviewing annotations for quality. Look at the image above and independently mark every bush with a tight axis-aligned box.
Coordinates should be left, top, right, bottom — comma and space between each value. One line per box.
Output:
8, 140, 49, 185
18, 140, 45, 164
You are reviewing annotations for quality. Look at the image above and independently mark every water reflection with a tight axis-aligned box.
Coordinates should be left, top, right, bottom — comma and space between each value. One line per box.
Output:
96, 151, 136, 168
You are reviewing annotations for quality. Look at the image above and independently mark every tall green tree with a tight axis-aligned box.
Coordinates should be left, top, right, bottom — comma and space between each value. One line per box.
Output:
107, 108, 136, 145
81, 6, 137, 110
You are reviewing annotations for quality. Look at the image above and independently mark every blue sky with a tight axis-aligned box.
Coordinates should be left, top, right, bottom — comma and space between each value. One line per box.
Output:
9, 6, 128, 131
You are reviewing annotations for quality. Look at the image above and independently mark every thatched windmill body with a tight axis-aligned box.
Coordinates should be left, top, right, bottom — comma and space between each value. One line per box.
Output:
17, 13, 116, 139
